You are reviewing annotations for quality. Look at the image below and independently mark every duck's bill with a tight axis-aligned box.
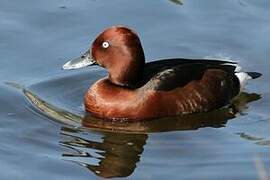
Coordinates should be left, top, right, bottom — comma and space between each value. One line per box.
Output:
62, 50, 97, 70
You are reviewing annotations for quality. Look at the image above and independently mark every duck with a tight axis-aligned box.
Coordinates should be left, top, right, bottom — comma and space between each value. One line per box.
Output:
63, 26, 261, 121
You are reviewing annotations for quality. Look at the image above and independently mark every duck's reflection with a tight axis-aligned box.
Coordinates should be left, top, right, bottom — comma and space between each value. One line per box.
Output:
81, 92, 261, 133
23, 87, 260, 178
59, 92, 260, 178
60, 127, 147, 178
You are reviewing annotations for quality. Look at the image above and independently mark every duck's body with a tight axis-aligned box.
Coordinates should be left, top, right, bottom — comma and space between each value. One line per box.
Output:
63, 26, 261, 121
84, 59, 256, 120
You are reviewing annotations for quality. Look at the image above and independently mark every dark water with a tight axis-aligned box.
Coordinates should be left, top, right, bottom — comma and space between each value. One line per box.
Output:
1, 0, 270, 179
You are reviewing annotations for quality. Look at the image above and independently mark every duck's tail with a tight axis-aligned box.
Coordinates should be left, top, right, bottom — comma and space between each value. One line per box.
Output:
235, 71, 262, 93
246, 72, 262, 79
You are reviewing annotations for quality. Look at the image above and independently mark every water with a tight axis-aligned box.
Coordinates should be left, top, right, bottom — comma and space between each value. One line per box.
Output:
1, 0, 270, 179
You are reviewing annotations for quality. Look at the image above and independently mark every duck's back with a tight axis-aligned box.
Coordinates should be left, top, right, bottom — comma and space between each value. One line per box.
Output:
143, 58, 237, 81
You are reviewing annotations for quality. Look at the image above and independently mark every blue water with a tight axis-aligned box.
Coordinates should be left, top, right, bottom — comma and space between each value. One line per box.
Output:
1, 0, 270, 179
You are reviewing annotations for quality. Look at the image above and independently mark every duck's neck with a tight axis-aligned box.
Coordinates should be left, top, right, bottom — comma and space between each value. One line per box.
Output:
108, 56, 145, 88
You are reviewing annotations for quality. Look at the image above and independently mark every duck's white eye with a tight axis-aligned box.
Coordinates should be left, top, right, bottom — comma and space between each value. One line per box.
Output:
102, 41, 110, 49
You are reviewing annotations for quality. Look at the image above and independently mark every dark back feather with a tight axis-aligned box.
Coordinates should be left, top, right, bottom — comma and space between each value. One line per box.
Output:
140, 58, 237, 91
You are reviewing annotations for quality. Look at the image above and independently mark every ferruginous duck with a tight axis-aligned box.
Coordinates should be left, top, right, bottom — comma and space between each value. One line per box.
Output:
63, 26, 261, 121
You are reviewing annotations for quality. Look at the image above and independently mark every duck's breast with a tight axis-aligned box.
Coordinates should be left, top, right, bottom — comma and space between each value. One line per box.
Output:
84, 78, 141, 119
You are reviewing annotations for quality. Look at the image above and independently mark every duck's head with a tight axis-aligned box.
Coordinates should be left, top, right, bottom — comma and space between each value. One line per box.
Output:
63, 26, 145, 87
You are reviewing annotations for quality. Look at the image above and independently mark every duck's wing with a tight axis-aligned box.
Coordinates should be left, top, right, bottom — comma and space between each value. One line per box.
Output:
142, 60, 237, 91
143, 58, 237, 80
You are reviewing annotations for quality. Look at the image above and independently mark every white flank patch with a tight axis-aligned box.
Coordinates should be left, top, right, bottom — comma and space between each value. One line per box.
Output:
235, 72, 252, 92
